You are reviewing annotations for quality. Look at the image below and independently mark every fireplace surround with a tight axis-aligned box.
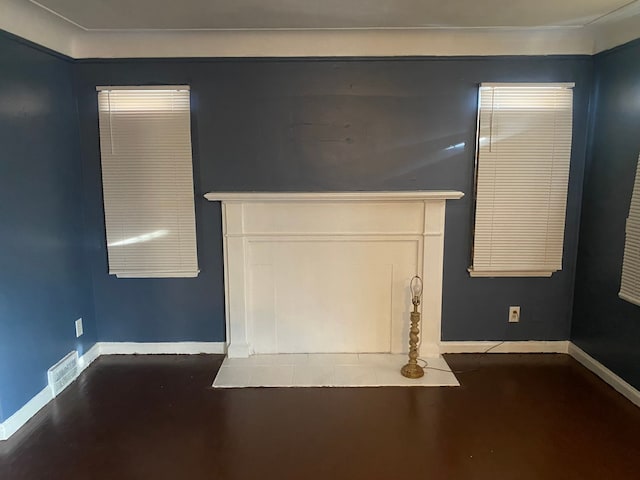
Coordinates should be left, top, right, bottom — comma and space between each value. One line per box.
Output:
205, 191, 464, 358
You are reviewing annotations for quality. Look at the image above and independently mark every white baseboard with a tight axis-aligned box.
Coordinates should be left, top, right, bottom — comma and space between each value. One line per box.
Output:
3, 340, 635, 441
568, 343, 640, 408
0, 341, 226, 441
440, 340, 570, 354
98, 342, 226, 355
78, 343, 101, 370
0, 343, 99, 442
0, 385, 52, 441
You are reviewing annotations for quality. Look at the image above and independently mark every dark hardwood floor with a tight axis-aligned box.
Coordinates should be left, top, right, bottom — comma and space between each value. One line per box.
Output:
1, 354, 639, 479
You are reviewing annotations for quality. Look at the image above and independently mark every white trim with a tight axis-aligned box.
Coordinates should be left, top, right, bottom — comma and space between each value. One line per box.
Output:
0, 386, 52, 441
28, 0, 89, 31
98, 342, 226, 355
225, 232, 433, 238
212, 193, 460, 357
0, 343, 99, 441
2, 0, 640, 58
468, 269, 554, 278
96, 85, 191, 91
440, 341, 570, 354
590, 13, 640, 53
205, 191, 464, 202
568, 343, 640, 408
0, 341, 225, 441
0, 0, 77, 57
442, 341, 640, 409
71, 28, 595, 58
78, 344, 101, 371
588, 1, 640, 26
114, 271, 200, 278
1, 341, 637, 441
221, 203, 233, 362
227, 343, 251, 358
480, 82, 575, 88
420, 200, 447, 356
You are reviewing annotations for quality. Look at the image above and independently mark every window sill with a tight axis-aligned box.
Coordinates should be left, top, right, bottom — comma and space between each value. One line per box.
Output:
468, 268, 554, 278
112, 270, 200, 279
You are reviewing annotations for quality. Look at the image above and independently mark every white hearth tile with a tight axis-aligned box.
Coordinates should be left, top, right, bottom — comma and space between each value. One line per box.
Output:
333, 365, 377, 386
221, 358, 254, 367
292, 365, 335, 386
224, 354, 312, 366
306, 353, 360, 365
248, 365, 294, 387
212, 366, 252, 387
265, 354, 309, 365
236, 356, 272, 366
213, 354, 459, 388
358, 353, 406, 366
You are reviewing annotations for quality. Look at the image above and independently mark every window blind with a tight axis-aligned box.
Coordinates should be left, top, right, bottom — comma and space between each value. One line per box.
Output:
469, 82, 574, 277
97, 86, 199, 278
619, 154, 640, 306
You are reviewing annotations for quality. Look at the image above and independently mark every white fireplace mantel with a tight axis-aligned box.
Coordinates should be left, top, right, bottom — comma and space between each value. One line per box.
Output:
205, 190, 464, 358
204, 191, 464, 202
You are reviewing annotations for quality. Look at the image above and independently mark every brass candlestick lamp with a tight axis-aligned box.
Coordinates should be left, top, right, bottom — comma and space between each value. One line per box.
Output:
401, 275, 424, 379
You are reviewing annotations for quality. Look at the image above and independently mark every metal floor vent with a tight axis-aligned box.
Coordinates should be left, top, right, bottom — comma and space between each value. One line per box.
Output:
47, 351, 79, 397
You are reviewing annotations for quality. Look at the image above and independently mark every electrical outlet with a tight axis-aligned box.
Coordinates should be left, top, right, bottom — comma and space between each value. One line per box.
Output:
75, 318, 83, 338
509, 306, 520, 323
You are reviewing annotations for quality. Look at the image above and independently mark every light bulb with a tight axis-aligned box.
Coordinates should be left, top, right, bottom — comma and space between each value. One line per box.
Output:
410, 275, 423, 300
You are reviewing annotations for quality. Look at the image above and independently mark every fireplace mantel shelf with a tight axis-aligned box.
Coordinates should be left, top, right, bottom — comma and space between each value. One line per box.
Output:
204, 191, 464, 202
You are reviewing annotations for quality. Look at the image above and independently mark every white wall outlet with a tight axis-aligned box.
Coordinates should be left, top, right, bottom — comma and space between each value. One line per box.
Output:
75, 318, 83, 338
509, 306, 520, 323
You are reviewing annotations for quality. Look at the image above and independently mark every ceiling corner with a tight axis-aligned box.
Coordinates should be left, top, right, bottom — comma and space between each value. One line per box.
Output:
1, 0, 78, 56
3, 0, 640, 58
590, 12, 640, 53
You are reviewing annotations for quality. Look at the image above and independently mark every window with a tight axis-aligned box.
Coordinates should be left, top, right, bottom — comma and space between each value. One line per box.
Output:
469, 82, 574, 277
620, 154, 640, 306
97, 86, 199, 278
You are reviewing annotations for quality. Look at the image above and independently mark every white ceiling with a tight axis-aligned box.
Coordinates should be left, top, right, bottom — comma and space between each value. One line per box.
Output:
29, 0, 636, 30
1, 0, 639, 57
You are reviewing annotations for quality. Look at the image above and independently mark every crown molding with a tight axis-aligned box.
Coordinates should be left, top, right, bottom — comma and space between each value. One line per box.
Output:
588, 0, 640, 25
0, 0, 75, 56
1, 0, 639, 58
590, 12, 640, 53
69, 27, 595, 58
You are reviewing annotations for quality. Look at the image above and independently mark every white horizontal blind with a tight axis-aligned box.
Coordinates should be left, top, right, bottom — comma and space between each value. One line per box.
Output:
470, 83, 574, 277
97, 86, 199, 278
619, 154, 640, 306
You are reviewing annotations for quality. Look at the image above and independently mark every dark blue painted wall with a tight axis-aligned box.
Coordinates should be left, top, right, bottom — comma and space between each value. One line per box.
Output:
0, 33, 97, 420
73, 56, 593, 344
572, 40, 640, 390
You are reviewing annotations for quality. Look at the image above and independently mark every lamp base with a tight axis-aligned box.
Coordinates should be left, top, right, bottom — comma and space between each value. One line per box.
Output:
400, 362, 425, 379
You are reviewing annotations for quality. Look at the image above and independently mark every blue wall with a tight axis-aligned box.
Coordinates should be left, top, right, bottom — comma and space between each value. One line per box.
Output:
73, 56, 593, 344
5, 22, 640, 429
0, 33, 97, 421
572, 40, 640, 390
